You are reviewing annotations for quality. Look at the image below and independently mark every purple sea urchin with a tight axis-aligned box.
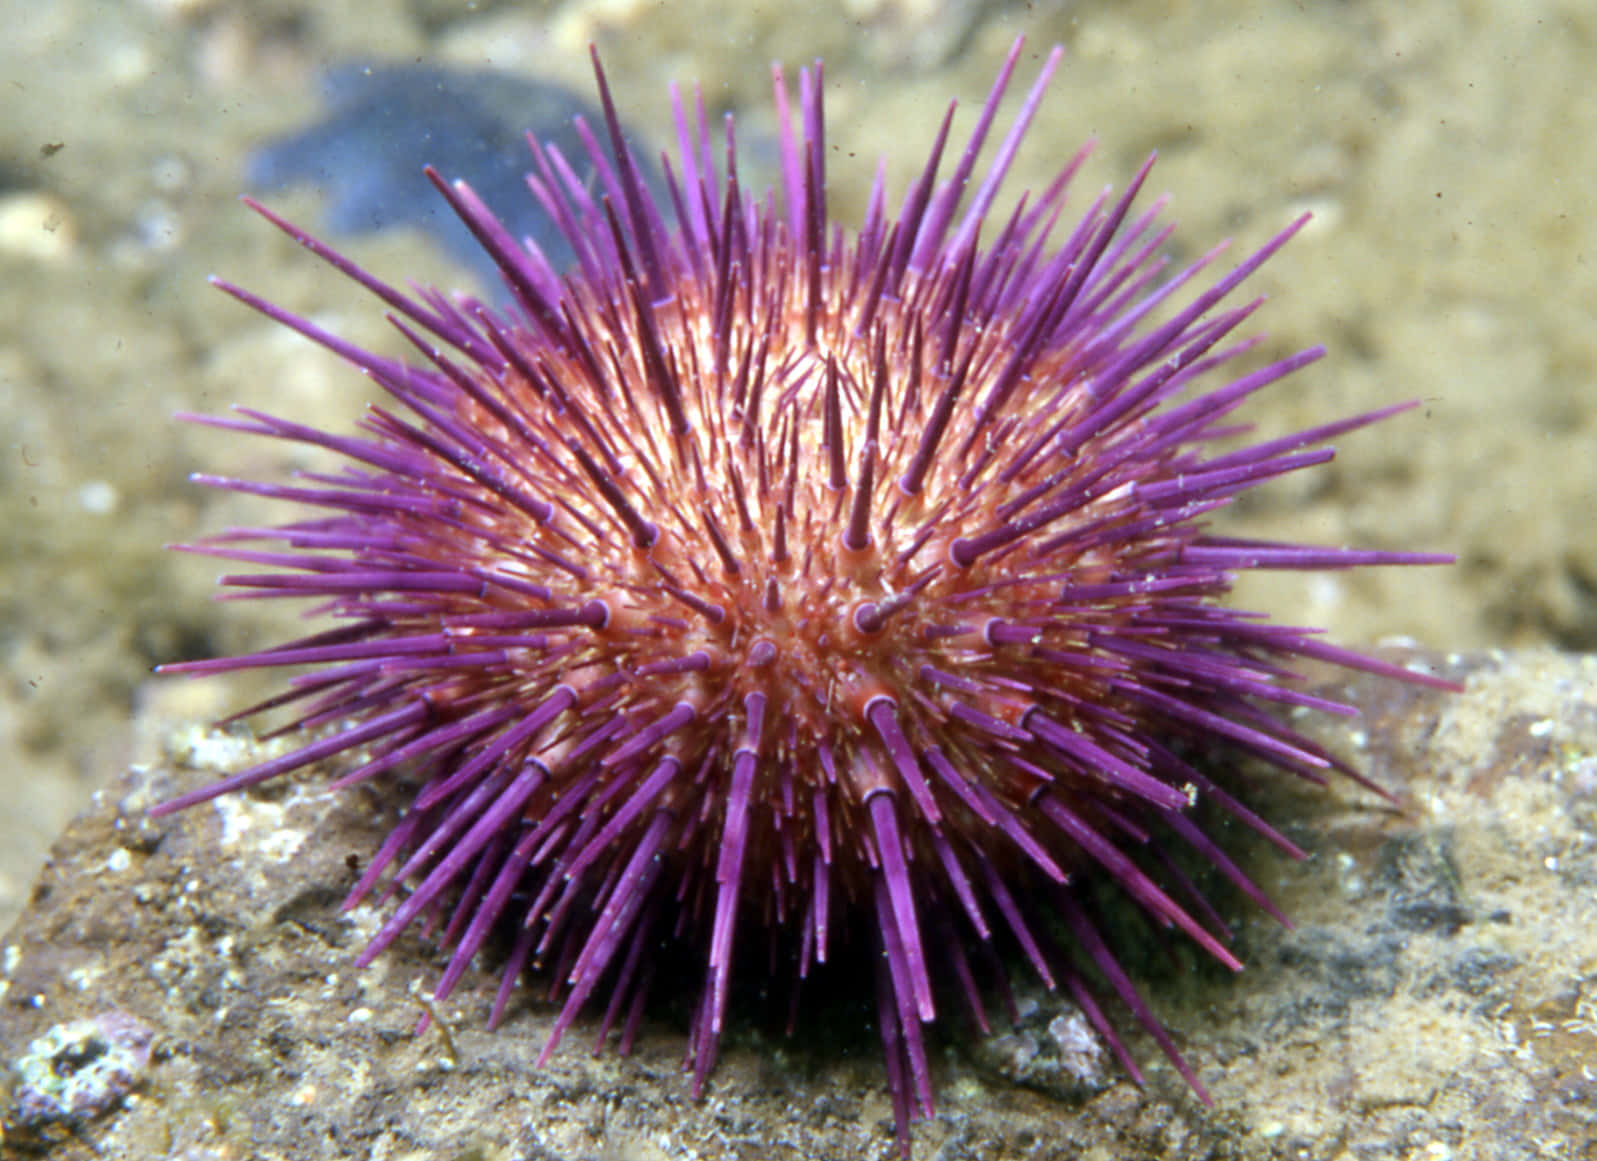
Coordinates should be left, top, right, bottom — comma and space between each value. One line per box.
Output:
159, 41, 1457, 1152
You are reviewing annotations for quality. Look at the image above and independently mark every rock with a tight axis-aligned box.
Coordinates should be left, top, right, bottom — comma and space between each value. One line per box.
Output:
2, 649, 1594, 1159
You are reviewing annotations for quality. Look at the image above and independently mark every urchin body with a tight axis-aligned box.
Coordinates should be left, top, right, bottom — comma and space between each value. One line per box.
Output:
160, 41, 1454, 1153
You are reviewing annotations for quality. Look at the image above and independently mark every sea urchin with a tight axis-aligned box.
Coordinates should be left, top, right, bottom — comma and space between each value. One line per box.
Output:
158, 40, 1456, 1153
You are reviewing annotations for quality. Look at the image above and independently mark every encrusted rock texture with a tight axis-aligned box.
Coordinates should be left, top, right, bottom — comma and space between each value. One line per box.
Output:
3, 649, 1595, 1160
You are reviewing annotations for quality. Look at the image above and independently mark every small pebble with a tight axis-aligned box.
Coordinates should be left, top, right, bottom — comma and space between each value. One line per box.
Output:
0, 191, 78, 261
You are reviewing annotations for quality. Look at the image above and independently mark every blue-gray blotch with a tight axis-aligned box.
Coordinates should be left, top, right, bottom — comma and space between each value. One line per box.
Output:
247, 62, 663, 290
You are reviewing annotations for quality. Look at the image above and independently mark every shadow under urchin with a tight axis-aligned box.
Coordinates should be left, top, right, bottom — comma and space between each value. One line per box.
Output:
156, 38, 1459, 1156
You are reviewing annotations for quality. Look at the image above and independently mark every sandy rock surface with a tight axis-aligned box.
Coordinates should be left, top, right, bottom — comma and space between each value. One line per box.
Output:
3, 649, 1593, 1159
